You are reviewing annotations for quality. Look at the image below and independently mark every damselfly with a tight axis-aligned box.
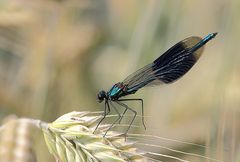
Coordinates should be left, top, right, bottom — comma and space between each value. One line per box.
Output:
95, 33, 217, 137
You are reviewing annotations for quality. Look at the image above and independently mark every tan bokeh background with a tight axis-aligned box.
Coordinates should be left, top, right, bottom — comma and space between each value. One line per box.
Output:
0, 0, 239, 161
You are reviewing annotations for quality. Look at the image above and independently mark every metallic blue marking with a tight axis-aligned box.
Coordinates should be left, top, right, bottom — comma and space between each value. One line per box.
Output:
108, 85, 121, 96
202, 33, 217, 43
190, 32, 217, 52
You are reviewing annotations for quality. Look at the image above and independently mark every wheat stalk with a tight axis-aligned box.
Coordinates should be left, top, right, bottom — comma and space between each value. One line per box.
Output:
1, 111, 222, 162
42, 111, 147, 162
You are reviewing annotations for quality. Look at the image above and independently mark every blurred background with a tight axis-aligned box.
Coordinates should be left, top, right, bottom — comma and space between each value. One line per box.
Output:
0, 0, 239, 162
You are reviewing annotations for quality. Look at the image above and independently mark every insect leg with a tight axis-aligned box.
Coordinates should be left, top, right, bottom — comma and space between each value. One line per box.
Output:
116, 101, 137, 136
118, 106, 128, 124
117, 98, 146, 130
103, 101, 121, 137
94, 100, 110, 133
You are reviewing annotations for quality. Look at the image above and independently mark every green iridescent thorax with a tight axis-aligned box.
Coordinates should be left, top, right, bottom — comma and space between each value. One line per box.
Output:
108, 84, 121, 96
107, 82, 127, 99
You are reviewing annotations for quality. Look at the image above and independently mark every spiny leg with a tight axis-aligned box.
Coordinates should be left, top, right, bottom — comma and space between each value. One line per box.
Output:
118, 98, 146, 130
118, 107, 128, 124
103, 101, 121, 137
94, 101, 110, 133
116, 101, 137, 136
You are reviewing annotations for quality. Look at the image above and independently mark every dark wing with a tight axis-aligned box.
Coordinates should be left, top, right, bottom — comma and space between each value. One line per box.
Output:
123, 36, 204, 93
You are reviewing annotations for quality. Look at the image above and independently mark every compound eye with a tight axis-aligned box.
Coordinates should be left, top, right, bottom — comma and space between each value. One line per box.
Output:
97, 90, 106, 103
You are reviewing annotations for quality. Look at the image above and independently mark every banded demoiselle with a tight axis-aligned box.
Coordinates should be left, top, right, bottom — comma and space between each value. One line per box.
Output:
95, 33, 217, 137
